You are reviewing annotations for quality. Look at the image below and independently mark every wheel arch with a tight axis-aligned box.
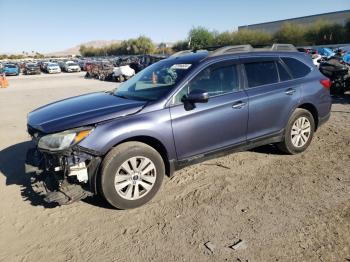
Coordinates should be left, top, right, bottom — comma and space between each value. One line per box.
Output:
112, 135, 173, 177
297, 103, 319, 130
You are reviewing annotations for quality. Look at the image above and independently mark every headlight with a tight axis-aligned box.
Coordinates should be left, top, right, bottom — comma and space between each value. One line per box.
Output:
38, 127, 93, 151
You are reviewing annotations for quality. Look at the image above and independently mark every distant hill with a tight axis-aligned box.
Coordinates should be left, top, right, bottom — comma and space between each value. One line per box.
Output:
45, 40, 122, 56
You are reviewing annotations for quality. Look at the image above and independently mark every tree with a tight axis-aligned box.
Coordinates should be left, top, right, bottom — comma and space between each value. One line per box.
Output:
215, 31, 234, 46
188, 26, 215, 49
305, 20, 346, 45
172, 40, 189, 51
231, 29, 272, 45
274, 23, 307, 46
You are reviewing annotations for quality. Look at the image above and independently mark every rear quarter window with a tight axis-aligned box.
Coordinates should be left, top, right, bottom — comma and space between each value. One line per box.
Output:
281, 57, 311, 79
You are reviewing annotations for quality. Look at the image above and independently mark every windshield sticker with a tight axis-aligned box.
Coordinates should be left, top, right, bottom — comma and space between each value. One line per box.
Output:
170, 64, 192, 70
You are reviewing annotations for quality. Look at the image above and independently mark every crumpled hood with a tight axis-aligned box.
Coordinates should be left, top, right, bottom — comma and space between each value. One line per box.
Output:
28, 92, 146, 133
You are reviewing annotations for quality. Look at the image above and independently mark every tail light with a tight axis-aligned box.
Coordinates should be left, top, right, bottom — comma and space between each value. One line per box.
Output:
320, 79, 331, 89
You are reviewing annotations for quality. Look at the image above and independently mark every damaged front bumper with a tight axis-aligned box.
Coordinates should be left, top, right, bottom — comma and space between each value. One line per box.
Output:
25, 144, 101, 205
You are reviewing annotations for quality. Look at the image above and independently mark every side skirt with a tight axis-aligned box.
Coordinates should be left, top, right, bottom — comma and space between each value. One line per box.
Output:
174, 130, 284, 170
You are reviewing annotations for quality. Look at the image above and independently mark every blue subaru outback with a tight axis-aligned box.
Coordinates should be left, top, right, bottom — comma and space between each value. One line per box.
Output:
26, 44, 332, 209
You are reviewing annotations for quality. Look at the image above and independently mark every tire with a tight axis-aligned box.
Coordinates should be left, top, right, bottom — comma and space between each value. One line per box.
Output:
100, 142, 165, 209
277, 108, 315, 154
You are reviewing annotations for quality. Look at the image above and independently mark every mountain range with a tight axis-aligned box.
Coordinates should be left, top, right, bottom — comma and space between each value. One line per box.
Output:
45, 40, 122, 56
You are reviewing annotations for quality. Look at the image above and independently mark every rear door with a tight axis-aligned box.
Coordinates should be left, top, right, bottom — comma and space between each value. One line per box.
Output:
242, 57, 301, 140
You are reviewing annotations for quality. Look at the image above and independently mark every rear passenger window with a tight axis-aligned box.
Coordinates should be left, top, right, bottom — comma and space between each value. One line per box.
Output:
277, 61, 292, 81
245, 61, 278, 87
281, 57, 311, 78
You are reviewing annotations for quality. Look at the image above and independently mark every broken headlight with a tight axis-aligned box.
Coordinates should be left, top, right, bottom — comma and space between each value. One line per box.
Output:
38, 127, 93, 151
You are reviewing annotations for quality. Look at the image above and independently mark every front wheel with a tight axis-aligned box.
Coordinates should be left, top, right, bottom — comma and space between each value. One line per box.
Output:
277, 108, 315, 154
100, 142, 164, 209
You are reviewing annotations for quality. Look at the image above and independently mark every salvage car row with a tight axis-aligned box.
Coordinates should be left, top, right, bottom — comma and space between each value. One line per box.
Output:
0, 55, 166, 83
0, 60, 81, 76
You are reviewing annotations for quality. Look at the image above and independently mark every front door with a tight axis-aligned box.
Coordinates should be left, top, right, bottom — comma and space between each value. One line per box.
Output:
169, 61, 248, 160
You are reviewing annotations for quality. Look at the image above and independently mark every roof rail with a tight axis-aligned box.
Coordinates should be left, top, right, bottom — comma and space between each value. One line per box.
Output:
169, 50, 193, 58
209, 45, 254, 57
270, 44, 297, 52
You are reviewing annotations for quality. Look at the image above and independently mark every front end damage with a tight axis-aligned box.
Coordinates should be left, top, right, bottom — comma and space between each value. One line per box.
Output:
25, 129, 101, 205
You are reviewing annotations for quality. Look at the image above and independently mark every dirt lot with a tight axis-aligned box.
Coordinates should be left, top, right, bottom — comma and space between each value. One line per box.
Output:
0, 73, 349, 262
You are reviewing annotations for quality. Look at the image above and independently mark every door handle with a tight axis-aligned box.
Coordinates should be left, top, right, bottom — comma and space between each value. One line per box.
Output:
285, 88, 296, 95
232, 101, 246, 109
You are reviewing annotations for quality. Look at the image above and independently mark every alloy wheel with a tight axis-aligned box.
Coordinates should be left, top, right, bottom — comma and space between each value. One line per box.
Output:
114, 156, 157, 200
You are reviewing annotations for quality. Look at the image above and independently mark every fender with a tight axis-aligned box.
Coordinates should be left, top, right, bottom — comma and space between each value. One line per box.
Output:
78, 108, 177, 160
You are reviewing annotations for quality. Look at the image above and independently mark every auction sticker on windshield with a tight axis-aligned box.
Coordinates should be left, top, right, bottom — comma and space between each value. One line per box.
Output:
170, 64, 192, 70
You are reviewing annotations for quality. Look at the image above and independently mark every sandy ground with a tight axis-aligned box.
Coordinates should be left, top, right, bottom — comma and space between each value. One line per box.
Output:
0, 73, 349, 262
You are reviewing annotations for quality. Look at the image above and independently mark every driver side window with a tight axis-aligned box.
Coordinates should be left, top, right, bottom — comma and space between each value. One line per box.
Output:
173, 62, 239, 104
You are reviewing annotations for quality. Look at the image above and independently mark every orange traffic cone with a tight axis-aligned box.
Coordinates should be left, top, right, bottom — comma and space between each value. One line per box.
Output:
0, 73, 9, 88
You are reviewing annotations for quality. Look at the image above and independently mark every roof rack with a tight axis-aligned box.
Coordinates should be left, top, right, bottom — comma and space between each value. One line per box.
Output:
270, 44, 297, 51
169, 50, 193, 58
209, 45, 254, 57
208, 43, 297, 57
169, 44, 297, 59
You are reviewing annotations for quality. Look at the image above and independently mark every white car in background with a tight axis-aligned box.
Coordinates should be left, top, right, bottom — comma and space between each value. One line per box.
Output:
64, 61, 81, 72
112, 65, 135, 82
46, 63, 61, 74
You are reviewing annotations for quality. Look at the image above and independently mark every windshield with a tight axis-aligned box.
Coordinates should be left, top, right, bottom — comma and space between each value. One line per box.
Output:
27, 64, 37, 68
67, 62, 78, 66
5, 64, 16, 68
48, 63, 58, 66
114, 60, 192, 101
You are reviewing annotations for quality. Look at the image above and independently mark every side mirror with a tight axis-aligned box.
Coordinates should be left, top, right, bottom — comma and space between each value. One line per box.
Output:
184, 89, 209, 104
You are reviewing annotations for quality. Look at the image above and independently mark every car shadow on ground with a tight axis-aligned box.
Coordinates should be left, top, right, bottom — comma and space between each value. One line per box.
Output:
0, 141, 53, 207
331, 92, 350, 114
0, 141, 113, 209
332, 92, 350, 105
250, 144, 282, 155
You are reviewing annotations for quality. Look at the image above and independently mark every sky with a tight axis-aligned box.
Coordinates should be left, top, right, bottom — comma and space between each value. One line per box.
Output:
0, 0, 349, 54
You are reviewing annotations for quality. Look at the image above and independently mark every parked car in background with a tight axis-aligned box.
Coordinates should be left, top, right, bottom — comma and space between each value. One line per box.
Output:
58, 61, 66, 71
78, 60, 86, 70
64, 61, 81, 72
96, 61, 114, 81
26, 44, 331, 209
83, 61, 94, 71
4, 64, 20, 76
23, 63, 41, 75
46, 63, 61, 74
112, 64, 135, 82
39, 61, 49, 72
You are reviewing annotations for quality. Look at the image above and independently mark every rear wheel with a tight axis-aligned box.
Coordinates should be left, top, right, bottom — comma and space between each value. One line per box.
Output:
100, 142, 164, 209
277, 108, 315, 154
